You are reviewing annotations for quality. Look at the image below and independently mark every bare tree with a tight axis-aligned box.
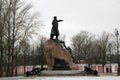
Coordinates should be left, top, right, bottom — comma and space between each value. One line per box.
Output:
20, 40, 31, 74
36, 36, 47, 68
97, 32, 111, 72
71, 31, 112, 70
71, 31, 94, 64
0, 0, 42, 76
0, 0, 3, 76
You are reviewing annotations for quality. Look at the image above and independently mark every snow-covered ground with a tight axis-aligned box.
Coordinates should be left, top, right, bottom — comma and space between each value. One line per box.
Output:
0, 76, 120, 80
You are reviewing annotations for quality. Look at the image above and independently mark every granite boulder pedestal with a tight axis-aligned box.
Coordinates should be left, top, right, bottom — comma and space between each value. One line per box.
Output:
44, 39, 78, 70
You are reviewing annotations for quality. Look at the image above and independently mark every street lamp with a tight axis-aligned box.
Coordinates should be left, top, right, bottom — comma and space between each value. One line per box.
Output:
115, 29, 120, 75
108, 43, 112, 73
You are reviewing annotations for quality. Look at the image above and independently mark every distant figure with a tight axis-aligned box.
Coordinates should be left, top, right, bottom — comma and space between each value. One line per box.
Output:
50, 16, 63, 39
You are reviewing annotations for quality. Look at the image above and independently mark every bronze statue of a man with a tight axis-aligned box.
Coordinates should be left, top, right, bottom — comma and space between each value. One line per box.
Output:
50, 16, 63, 39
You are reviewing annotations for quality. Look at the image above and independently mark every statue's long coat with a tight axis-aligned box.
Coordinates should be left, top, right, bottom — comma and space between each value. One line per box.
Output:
51, 19, 59, 36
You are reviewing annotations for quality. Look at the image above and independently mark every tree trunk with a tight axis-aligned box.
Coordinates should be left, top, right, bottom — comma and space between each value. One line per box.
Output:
13, 56, 17, 76
0, 37, 3, 76
7, 10, 12, 76
102, 64, 105, 73
10, 0, 16, 76
0, 0, 3, 77
24, 53, 26, 74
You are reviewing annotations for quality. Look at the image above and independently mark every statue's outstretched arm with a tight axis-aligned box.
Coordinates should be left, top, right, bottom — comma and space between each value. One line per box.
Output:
57, 20, 63, 22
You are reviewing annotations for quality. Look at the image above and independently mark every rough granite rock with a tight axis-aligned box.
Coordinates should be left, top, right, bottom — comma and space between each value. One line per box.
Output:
44, 39, 78, 70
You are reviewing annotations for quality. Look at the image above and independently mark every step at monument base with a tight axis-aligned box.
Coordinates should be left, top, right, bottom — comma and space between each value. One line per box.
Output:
40, 70, 82, 75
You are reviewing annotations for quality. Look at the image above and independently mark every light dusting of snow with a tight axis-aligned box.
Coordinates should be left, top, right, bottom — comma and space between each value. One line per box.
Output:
0, 76, 120, 80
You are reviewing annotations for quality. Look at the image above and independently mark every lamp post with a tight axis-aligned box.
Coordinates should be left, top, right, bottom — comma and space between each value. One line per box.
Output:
108, 43, 112, 73
115, 29, 120, 75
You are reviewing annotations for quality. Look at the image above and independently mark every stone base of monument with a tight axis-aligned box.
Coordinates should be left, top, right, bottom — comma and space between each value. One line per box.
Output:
52, 58, 71, 70
42, 39, 84, 76
53, 65, 71, 70
38, 70, 84, 76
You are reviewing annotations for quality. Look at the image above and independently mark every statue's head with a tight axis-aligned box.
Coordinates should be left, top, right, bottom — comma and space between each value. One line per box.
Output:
53, 16, 57, 20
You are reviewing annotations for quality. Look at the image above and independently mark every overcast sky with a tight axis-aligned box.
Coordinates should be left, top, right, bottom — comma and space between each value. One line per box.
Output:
27, 0, 120, 42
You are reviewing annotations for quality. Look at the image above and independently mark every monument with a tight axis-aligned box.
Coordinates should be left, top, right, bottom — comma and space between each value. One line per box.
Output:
25, 16, 97, 76
44, 16, 78, 71
50, 16, 63, 40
